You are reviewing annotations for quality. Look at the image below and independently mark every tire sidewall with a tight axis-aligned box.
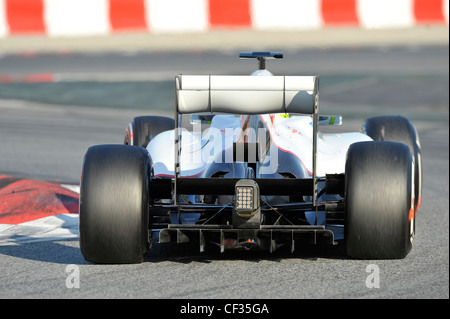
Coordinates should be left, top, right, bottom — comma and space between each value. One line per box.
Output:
79, 145, 151, 264
344, 141, 414, 259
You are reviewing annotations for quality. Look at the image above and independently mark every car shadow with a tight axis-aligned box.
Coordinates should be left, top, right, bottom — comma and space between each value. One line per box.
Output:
146, 239, 348, 264
0, 237, 347, 265
0, 238, 88, 265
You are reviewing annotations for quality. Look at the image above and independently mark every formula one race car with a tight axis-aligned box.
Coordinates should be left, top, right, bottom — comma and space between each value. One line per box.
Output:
79, 52, 422, 264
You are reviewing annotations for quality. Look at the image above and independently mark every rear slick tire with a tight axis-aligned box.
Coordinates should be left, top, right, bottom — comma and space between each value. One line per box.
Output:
362, 115, 422, 212
124, 116, 175, 147
344, 141, 414, 259
79, 145, 151, 264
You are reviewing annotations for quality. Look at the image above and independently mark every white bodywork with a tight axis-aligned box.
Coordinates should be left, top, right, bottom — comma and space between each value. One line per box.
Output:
147, 114, 372, 178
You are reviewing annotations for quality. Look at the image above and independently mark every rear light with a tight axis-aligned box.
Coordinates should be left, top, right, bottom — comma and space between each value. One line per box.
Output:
235, 179, 259, 218
236, 186, 254, 210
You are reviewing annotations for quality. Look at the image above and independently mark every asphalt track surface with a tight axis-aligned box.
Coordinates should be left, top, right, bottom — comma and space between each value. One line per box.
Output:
0, 45, 448, 300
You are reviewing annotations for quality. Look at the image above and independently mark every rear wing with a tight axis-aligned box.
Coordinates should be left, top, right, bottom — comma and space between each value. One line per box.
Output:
175, 75, 318, 115
173, 73, 320, 206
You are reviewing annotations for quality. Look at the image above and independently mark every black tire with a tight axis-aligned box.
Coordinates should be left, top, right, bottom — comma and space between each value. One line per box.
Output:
124, 116, 174, 147
362, 116, 422, 212
345, 141, 414, 259
79, 145, 152, 264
